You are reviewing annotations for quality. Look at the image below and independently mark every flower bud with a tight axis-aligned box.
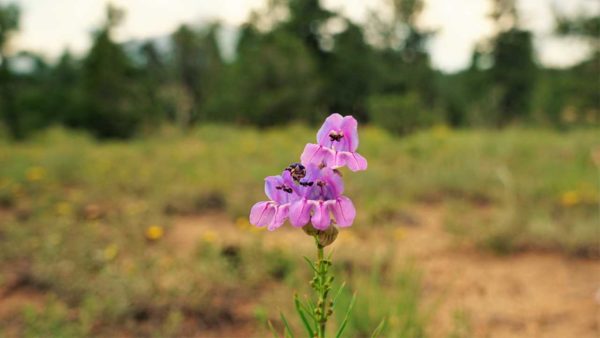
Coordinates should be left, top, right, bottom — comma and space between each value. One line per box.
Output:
318, 226, 339, 247
302, 224, 319, 236
302, 225, 339, 247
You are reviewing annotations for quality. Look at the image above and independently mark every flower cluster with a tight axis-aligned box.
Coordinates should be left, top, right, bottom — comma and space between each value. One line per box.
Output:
250, 114, 367, 231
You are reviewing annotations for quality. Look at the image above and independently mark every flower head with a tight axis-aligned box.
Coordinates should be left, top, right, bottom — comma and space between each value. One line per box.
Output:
301, 114, 367, 171
145, 225, 164, 241
249, 170, 296, 231
560, 191, 579, 207
249, 113, 365, 232
103, 243, 119, 261
26, 166, 46, 182
289, 165, 356, 230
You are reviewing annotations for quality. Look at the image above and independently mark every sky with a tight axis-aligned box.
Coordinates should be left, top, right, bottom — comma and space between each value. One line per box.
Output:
6, 0, 599, 72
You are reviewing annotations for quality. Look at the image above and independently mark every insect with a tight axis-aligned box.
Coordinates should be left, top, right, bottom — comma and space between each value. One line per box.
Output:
329, 131, 344, 142
275, 185, 293, 193
285, 162, 306, 182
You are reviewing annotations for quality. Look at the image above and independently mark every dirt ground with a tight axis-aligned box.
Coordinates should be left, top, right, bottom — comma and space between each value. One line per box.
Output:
403, 207, 599, 338
169, 206, 600, 338
1, 205, 598, 338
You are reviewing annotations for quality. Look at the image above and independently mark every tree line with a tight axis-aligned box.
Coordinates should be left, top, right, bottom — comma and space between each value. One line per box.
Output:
0, 0, 597, 139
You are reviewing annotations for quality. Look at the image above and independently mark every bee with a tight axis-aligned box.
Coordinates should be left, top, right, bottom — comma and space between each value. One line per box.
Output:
329, 131, 344, 142
285, 162, 306, 182
275, 185, 293, 193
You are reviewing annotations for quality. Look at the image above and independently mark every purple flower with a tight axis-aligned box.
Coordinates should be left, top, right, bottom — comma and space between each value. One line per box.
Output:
249, 170, 296, 231
249, 113, 365, 232
300, 114, 367, 171
288, 165, 356, 230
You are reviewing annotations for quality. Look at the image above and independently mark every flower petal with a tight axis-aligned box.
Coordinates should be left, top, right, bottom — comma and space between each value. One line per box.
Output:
289, 199, 312, 227
329, 196, 356, 227
301, 143, 334, 167
265, 176, 285, 203
335, 151, 368, 171
340, 116, 359, 152
249, 201, 275, 227
303, 163, 322, 182
268, 203, 289, 231
300, 143, 322, 166
311, 201, 331, 230
316, 113, 344, 145
320, 167, 344, 197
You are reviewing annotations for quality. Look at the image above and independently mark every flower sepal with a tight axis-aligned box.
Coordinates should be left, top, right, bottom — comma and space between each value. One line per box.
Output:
303, 224, 339, 247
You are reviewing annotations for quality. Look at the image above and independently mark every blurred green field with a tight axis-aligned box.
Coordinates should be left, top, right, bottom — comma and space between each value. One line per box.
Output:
0, 125, 598, 337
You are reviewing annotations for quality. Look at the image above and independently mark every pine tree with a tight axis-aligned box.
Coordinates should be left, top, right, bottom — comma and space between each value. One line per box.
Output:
489, 0, 537, 125
0, 3, 20, 138
78, 5, 143, 138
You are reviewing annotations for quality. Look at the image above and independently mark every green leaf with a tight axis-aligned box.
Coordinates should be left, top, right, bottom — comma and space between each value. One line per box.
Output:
370, 318, 386, 338
326, 249, 335, 261
303, 256, 318, 273
331, 282, 346, 311
294, 294, 315, 337
335, 292, 356, 338
280, 313, 295, 338
307, 298, 317, 313
267, 320, 279, 338
295, 294, 317, 321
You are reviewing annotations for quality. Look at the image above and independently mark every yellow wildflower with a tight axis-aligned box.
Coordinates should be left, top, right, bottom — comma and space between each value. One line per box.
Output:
103, 244, 119, 261
394, 228, 406, 241
26, 166, 46, 182
145, 225, 164, 241
235, 216, 250, 229
201, 230, 218, 243
236, 216, 264, 233
55, 202, 73, 216
560, 191, 579, 207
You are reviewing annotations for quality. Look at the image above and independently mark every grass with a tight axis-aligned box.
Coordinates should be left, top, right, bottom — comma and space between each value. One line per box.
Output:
334, 262, 426, 337
0, 124, 597, 336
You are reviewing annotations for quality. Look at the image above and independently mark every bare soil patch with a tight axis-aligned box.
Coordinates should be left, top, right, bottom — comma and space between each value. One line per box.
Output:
168, 205, 600, 338
406, 207, 599, 338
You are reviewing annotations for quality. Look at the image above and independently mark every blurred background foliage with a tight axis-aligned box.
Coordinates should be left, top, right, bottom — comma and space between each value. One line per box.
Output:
0, 0, 597, 139
0, 125, 597, 336
0, 0, 599, 336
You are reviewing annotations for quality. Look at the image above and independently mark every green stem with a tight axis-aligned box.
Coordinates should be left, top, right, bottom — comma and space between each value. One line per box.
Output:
318, 244, 324, 264
313, 238, 332, 338
318, 244, 325, 337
